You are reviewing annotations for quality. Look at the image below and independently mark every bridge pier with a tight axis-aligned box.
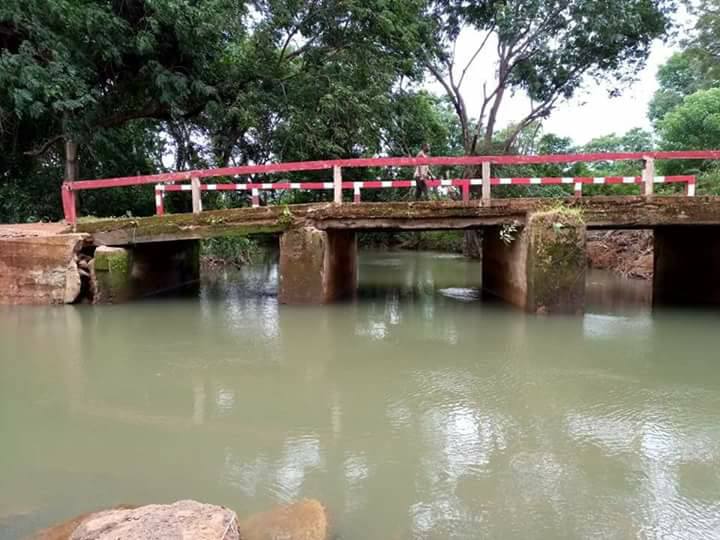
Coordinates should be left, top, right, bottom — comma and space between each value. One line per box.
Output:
654, 226, 720, 307
279, 227, 357, 304
482, 211, 586, 314
92, 240, 200, 303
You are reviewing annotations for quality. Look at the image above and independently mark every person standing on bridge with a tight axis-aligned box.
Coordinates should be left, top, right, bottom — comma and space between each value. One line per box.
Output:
414, 143, 434, 201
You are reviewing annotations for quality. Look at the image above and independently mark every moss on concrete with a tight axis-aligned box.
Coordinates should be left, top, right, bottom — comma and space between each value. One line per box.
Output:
527, 209, 586, 314
93, 247, 133, 302
94, 247, 130, 273
78, 207, 295, 245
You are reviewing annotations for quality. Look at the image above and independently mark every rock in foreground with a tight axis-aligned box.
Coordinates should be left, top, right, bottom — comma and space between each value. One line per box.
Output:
30, 499, 329, 540
69, 500, 239, 540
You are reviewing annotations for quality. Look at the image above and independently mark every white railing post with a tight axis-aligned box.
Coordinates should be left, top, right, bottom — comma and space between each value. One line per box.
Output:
642, 157, 654, 197
251, 188, 260, 208
191, 176, 202, 214
155, 185, 165, 216
333, 165, 343, 204
482, 162, 491, 203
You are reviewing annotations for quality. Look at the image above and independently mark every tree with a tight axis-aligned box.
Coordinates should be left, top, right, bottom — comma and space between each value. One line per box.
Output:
425, 0, 674, 155
658, 88, 720, 192
659, 88, 720, 150
0, 0, 436, 220
198, 0, 435, 167
0, 0, 247, 219
583, 128, 653, 154
381, 91, 464, 158
648, 52, 707, 125
686, 0, 720, 82
0, 0, 244, 156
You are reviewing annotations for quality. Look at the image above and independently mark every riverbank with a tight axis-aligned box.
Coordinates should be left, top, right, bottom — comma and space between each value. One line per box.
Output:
358, 230, 466, 253
200, 236, 273, 268
586, 230, 653, 279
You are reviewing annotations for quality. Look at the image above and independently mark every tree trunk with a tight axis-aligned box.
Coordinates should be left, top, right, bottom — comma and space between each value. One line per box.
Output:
65, 140, 78, 182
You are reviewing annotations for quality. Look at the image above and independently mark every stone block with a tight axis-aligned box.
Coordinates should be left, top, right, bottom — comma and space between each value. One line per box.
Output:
0, 234, 87, 305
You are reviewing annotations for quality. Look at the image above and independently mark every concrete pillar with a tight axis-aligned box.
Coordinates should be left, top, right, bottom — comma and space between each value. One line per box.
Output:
278, 227, 357, 304
654, 226, 720, 307
482, 211, 586, 314
92, 240, 200, 303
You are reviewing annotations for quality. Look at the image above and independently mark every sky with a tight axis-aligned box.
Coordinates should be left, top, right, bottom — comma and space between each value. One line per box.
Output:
426, 8, 693, 145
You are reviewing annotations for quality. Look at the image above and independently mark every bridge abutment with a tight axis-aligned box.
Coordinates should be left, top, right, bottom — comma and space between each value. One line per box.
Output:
92, 240, 200, 303
483, 211, 586, 314
0, 234, 88, 304
654, 226, 720, 307
279, 227, 357, 304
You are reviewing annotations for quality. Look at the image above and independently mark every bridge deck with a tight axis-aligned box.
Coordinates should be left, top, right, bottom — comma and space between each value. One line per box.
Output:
74, 197, 720, 246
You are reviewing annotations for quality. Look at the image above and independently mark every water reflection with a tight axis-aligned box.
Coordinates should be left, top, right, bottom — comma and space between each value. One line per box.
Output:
1, 252, 720, 539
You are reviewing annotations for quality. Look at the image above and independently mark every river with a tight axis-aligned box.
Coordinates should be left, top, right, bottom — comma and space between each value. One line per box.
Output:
2, 250, 720, 539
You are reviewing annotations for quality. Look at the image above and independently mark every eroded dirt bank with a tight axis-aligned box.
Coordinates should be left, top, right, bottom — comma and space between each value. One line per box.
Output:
586, 230, 653, 279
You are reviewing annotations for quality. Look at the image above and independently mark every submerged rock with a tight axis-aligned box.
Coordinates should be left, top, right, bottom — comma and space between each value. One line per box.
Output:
239, 499, 328, 540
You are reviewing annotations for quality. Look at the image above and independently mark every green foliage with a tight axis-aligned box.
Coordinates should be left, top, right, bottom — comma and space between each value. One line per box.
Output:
0, 0, 435, 222
405, 231, 465, 252
648, 52, 707, 125
656, 88, 720, 178
696, 163, 720, 195
359, 230, 465, 253
201, 236, 262, 266
579, 128, 653, 188
382, 92, 464, 157
686, 0, 720, 83
659, 88, 720, 150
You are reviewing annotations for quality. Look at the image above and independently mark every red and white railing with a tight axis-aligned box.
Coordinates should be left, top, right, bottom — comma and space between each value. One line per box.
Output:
60, 150, 715, 224
153, 175, 696, 215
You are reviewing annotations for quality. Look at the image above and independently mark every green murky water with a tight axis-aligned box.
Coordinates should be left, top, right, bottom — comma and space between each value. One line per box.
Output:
2, 251, 720, 539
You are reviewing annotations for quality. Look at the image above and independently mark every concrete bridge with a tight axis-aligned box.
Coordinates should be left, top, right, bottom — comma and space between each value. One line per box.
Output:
3, 151, 720, 313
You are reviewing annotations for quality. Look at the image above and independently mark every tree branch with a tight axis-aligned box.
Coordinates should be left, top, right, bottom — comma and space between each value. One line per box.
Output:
457, 26, 495, 88
426, 61, 469, 145
23, 135, 64, 157
501, 96, 562, 153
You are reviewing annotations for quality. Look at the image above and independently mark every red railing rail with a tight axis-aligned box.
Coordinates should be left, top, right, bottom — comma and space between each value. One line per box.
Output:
61, 150, 718, 224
